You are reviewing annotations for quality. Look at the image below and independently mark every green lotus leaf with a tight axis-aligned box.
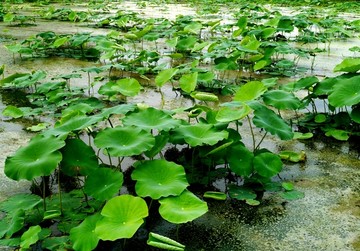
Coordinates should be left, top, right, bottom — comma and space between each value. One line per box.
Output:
155, 68, 178, 87
245, 199, 260, 206
147, 232, 185, 251
144, 133, 169, 158
41, 236, 70, 250
328, 75, 360, 107
325, 129, 350, 141
314, 114, 327, 123
190, 91, 219, 102
263, 90, 301, 110
350, 105, 360, 124
234, 81, 267, 102
5, 134, 65, 181
279, 151, 306, 162
334, 58, 360, 73
70, 214, 101, 251
0, 238, 21, 247
179, 72, 198, 93
132, 160, 189, 200
84, 168, 123, 201
293, 76, 319, 91
171, 124, 228, 147
44, 115, 103, 138
0, 194, 42, 213
94, 126, 155, 157
216, 103, 251, 123
95, 195, 148, 240
98, 81, 119, 98
122, 107, 181, 132
1, 209, 25, 238
203, 191, 227, 201
227, 142, 254, 177
280, 190, 305, 200
282, 182, 294, 191
254, 60, 268, 71
159, 190, 208, 224
60, 138, 99, 176
293, 132, 313, 140
2, 105, 24, 118
176, 36, 197, 51
228, 185, 257, 200
112, 78, 142, 97
252, 104, 294, 140
184, 22, 202, 34
20, 225, 41, 250
98, 104, 136, 119
253, 152, 283, 178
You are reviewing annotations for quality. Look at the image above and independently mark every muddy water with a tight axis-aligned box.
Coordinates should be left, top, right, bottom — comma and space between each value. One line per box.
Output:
0, 1, 359, 251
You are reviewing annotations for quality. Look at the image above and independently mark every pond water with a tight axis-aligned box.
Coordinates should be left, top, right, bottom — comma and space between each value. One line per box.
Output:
0, 1, 359, 250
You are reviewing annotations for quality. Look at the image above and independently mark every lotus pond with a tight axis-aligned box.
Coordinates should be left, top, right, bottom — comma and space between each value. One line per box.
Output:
0, 0, 359, 250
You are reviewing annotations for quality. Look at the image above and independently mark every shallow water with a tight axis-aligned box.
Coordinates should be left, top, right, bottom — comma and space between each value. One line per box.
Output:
0, 1, 359, 250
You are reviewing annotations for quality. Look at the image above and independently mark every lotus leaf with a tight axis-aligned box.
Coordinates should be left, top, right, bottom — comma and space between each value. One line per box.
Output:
159, 190, 208, 224
333, 58, 360, 73
234, 81, 267, 102
132, 160, 188, 200
252, 104, 294, 140
328, 75, 360, 107
228, 185, 257, 200
184, 22, 202, 34
216, 103, 251, 123
171, 124, 228, 147
5, 134, 65, 181
0, 194, 42, 213
227, 142, 254, 177
20, 225, 41, 250
84, 168, 123, 201
203, 191, 227, 200
112, 78, 142, 97
294, 76, 319, 91
279, 151, 306, 162
262, 90, 301, 110
147, 232, 185, 251
280, 190, 305, 200
179, 72, 198, 93
122, 107, 181, 132
94, 126, 155, 156
350, 105, 360, 124
253, 152, 283, 178
155, 68, 178, 87
60, 138, 99, 176
325, 129, 350, 141
176, 36, 197, 51
42, 236, 70, 250
2, 105, 24, 118
98, 104, 136, 119
0, 209, 25, 238
190, 91, 219, 102
95, 195, 148, 240
70, 214, 101, 251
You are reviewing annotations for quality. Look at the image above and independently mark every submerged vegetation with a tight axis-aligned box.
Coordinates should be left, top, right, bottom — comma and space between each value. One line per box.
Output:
0, 0, 359, 250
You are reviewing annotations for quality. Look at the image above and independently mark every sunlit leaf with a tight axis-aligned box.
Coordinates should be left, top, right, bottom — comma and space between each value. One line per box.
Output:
147, 232, 185, 251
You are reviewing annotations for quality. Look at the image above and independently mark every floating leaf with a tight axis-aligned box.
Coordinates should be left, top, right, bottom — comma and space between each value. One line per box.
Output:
253, 152, 283, 178
279, 151, 306, 162
5, 134, 65, 181
95, 195, 148, 240
147, 232, 185, 251
282, 182, 294, 191
61, 138, 98, 176
84, 168, 123, 201
184, 22, 202, 34
293, 132, 313, 140
171, 124, 228, 147
159, 190, 208, 224
94, 126, 155, 157
325, 129, 350, 141
333, 58, 360, 73
70, 214, 101, 251
132, 160, 188, 200
252, 104, 293, 140
122, 107, 181, 132
228, 185, 257, 200
234, 81, 267, 102
42, 236, 70, 250
203, 191, 227, 201
245, 199, 261, 206
280, 190, 305, 200
20, 225, 41, 250
2, 105, 24, 118
328, 75, 360, 107
262, 90, 301, 110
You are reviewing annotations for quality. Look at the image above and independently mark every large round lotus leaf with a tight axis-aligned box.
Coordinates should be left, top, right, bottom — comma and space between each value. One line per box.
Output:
252, 104, 294, 140
70, 214, 101, 251
179, 72, 198, 93
0, 194, 42, 213
328, 75, 360, 107
216, 103, 251, 123
253, 152, 283, 178
227, 142, 254, 177
122, 107, 181, 132
333, 58, 360, 73
159, 190, 208, 224
60, 138, 99, 176
5, 134, 65, 181
131, 160, 188, 200
262, 90, 301, 110
98, 104, 136, 119
112, 78, 142, 97
234, 81, 267, 102
84, 168, 123, 201
95, 195, 148, 240
94, 126, 155, 157
293, 76, 319, 91
155, 68, 178, 87
44, 115, 103, 138
171, 124, 228, 147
